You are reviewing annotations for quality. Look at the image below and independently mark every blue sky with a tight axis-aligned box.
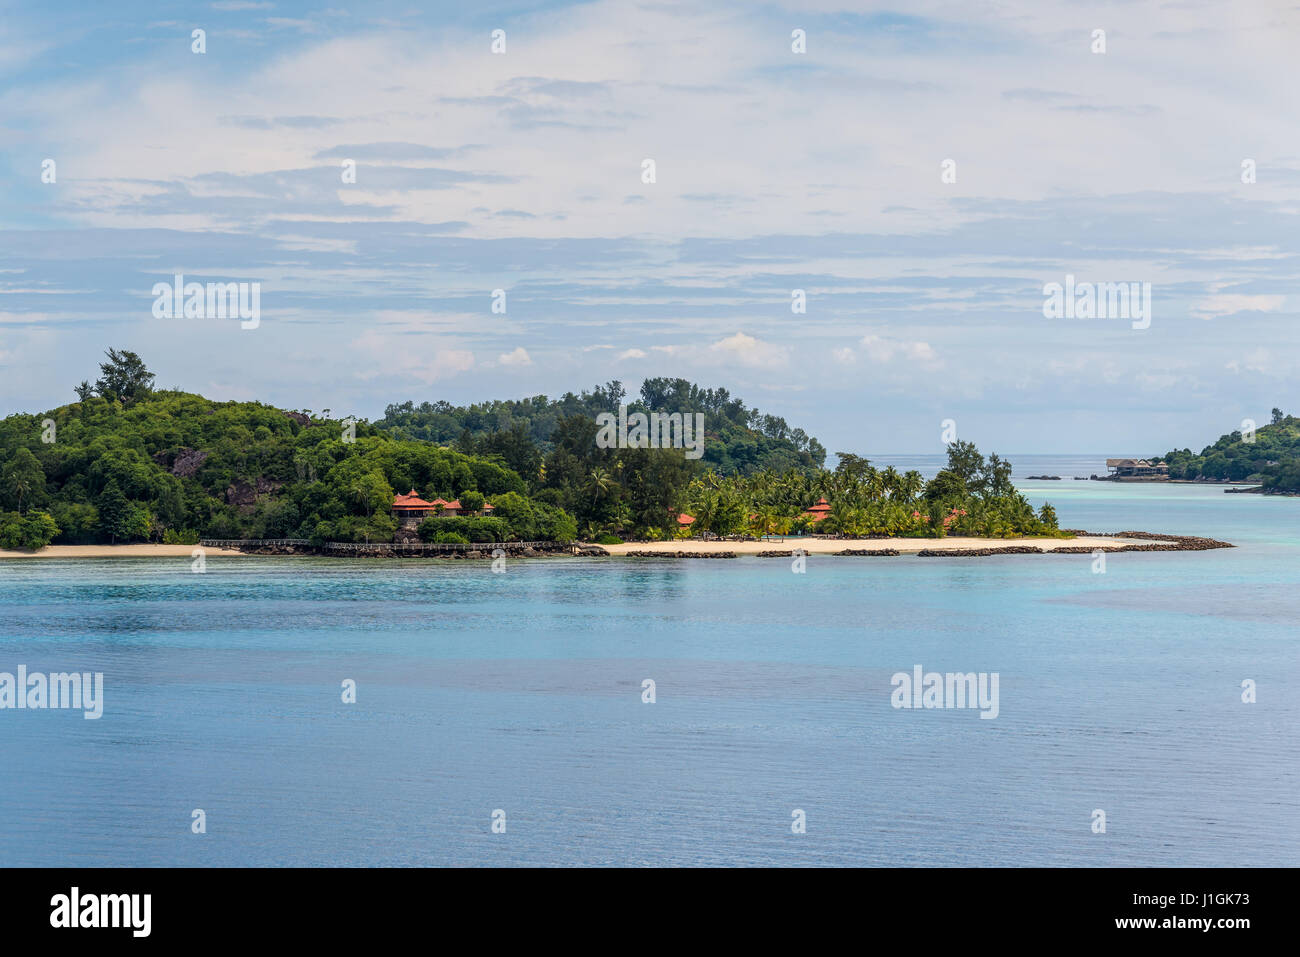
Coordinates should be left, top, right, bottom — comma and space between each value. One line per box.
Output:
1, 0, 1297, 456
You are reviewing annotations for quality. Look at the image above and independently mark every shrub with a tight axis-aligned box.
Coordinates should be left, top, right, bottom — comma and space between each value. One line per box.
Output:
431, 531, 470, 544
0, 510, 60, 550
418, 515, 510, 544
593, 533, 623, 545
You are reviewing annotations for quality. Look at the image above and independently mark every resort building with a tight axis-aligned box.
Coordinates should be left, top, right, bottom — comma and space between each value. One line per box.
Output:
392, 491, 436, 528
391, 491, 495, 527
1105, 459, 1170, 479
802, 497, 832, 523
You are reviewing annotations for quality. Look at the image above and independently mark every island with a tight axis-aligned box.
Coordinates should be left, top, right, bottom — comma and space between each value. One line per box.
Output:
1148, 408, 1300, 493
0, 350, 1232, 558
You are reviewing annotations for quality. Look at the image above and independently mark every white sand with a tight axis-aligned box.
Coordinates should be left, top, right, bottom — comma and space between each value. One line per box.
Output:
600, 535, 1153, 555
0, 544, 245, 559
0, 536, 1160, 559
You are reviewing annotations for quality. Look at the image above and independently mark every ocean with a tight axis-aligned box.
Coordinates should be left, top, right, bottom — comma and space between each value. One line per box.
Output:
1, 457, 1297, 866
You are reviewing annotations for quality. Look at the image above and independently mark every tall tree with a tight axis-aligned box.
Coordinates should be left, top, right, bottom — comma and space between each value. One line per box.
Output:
945, 440, 986, 492
96, 478, 131, 544
2, 447, 44, 514
94, 349, 155, 405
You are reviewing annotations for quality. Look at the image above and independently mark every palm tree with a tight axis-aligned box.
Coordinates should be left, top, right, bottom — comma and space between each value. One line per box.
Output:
8, 475, 32, 515
882, 466, 901, 499
587, 467, 615, 506
899, 470, 924, 503
866, 468, 885, 503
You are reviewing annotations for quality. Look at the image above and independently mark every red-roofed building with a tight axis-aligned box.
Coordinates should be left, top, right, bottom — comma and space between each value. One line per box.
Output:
677, 513, 695, 527
802, 497, 832, 523
392, 491, 437, 528
395, 494, 495, 523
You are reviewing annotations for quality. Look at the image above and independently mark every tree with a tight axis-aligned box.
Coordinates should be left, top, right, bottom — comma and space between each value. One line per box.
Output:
96, 479, 132, 544
898, 470, 924, 502
348, 471, 394, 517
74, 381, 95, 402
1272, 408, 1285, 425
94, 349, 155, 405
923, 469, 968, 503
3, 447, 45, 514
984, 453, 1014, 498
944, 441, 986, 492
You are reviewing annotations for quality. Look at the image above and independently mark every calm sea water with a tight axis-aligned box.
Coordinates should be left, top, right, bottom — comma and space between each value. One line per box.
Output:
1, 459, 1297, 866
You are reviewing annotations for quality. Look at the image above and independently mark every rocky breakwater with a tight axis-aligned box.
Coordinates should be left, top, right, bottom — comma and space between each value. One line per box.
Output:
1104, 531, 1234, 552
834, 548, 902, 557
915, 532, 1233, 558
227, 541, 580, 558
624, 550, 737, 559
917, 545, 1045, 557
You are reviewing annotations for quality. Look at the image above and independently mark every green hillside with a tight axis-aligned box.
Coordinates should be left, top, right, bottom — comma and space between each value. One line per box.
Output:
0, 351, 568, 548
376, 376, 827, 477
1155, 407, 1300, 490
1, 351, 1060, 548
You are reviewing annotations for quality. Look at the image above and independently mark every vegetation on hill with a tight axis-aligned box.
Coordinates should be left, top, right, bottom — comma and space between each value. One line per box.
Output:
1155, 407, 1300, 489
376, 377, 827, 477
0, 351, 569, 548
1, 352, 1061, 548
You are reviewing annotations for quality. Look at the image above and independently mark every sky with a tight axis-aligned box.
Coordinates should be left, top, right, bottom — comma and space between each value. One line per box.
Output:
1, 0, 1297, 456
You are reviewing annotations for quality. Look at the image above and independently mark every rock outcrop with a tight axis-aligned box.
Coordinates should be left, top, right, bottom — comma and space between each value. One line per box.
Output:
152, 448, 209, 478
225, 477, 282, 507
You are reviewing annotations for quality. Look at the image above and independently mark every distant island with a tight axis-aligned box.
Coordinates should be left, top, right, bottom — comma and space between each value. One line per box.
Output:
0, 350, 1072, 552
1150, 408, 1300, 493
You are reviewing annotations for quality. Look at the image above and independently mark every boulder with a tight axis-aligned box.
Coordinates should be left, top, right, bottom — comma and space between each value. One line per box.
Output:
225, 476, 282, 507
170, 448, 208, 478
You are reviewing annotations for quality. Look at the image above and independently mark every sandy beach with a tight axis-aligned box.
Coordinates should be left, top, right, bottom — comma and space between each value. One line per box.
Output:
599, 535, 1157, 555
0, 544, 246, 559
0, 534, 1201, 559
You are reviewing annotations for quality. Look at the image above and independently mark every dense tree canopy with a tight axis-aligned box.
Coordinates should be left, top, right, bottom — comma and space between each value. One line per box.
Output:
1, 356, 1066, 549
377, 376, 827, 477
1155, 409, 1300, 488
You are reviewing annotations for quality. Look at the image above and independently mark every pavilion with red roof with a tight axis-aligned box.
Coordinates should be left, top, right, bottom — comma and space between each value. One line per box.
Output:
392, 490, 437, 527
392, 491, 495, 527
802, 497, 832, 523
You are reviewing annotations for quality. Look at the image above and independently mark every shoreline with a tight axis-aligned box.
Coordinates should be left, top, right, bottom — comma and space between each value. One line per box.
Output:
0, 544, 245, 559
606, 531, 1232, 556
0, 532, 1232, 560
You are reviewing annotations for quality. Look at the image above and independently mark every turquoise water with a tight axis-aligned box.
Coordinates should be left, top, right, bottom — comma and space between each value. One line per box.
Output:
1, 471, 1297, 866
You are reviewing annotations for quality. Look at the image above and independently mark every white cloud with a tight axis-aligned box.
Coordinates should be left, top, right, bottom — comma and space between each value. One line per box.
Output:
348, 330, 474, 383
498, 346, 532, 366
1194, 294, 1286, 320
1225, 349, 1275, 375
707, 332, 788, 370
859, 334, 939, 365
617, 348, 647, 359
